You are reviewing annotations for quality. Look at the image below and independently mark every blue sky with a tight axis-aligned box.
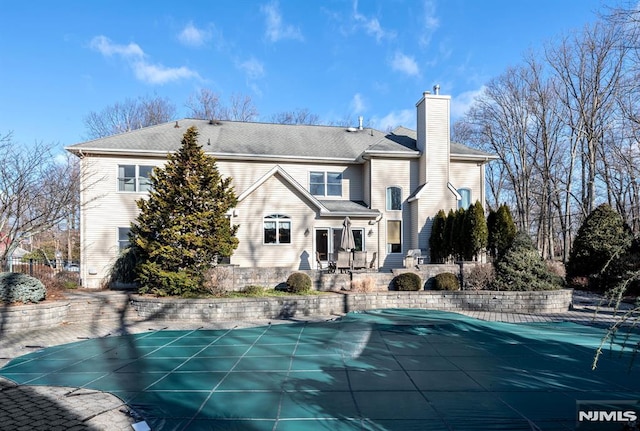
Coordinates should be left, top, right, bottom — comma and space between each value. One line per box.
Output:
0, 0, 605, 149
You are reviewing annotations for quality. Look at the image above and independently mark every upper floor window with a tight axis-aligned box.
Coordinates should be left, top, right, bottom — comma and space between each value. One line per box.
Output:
118, 164, 154, 192
310, 171, 342, 197
264, 214, 291, 244
386, 186, 402, 211
458, 188, 471, 210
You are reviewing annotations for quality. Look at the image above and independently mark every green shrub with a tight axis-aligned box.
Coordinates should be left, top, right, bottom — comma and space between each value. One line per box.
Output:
242, 285, 265, 296
566, 204, 633, 292
137, 262, 201, 297
492, 231, 563, 291
286, 272, 312, 294
0, 272, 47, 304
433, 272, 460, 291
393, 272, 422, 291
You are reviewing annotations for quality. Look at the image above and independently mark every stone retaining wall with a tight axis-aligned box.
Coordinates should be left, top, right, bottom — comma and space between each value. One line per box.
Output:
0, 302, 70, 332
131, 294, 345, 321
130, 289, 573, 322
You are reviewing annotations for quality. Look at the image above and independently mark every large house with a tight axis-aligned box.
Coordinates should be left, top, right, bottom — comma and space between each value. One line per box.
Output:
67, 90, 496, 288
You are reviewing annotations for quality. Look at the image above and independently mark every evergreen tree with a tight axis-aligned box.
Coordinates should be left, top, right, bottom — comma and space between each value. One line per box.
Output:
566, 203, 633, 291
443, 209, 456, 262
429, 209, 447, 263
462, 201, 488, 260
452, 208, 466, 260
487, 204, 516, 259
493, 231, 563, 291
131, 126, 238, 296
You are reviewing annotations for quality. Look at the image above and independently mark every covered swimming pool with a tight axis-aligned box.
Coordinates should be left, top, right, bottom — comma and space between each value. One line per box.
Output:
1, 309, 638, 430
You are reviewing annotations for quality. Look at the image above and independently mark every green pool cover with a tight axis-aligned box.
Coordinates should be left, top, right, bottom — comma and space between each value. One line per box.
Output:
1, 309, 639, 430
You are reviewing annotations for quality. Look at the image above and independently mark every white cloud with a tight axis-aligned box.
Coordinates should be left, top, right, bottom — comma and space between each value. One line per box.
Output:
350, 93, 366, 113
90, 35, 143, 58
261, 1, 303, 42
239, 58, 265, 80
178, 22, 211, 47
373, 109, 414, 131
391, 52, 420, 77
451, 86, 485, 119
419, 0, 440, 47
352, 0, 395, 43
90, 35, 200, 85
133, 61, 200, 85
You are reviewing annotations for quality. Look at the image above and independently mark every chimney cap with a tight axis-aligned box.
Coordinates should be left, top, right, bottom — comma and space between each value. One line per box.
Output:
433, 84, 440, 95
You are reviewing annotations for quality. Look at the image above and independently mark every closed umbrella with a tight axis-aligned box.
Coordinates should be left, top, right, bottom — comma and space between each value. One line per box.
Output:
340, 217, 355, 251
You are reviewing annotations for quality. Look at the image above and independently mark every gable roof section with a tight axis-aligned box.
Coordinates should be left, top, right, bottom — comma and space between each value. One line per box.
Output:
236, 165, 379, 218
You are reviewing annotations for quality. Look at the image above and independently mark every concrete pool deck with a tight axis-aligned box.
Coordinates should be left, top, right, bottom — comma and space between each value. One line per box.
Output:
0, 291, 638, 430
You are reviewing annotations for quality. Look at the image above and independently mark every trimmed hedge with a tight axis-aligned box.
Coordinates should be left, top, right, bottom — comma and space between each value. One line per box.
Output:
286, 272, 312, 293
433, 272, 460, 291
0, 272, 47, 304
393, 272, 422, 291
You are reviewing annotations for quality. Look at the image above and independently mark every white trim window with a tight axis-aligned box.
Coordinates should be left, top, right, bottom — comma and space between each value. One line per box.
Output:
310, 171, 342, 197
458, 188, 472, 210
386, 186, 402, 211
118, 164, 154, 192
264, 214, 291, 244
387, 220, 402, 254
118, 227, 131, 251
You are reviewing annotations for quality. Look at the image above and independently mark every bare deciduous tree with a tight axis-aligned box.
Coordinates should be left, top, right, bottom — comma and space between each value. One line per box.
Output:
269, 108, 321, 125
0, 134, 81, 264
186, 90, 259, 122
84, 95, 176, 139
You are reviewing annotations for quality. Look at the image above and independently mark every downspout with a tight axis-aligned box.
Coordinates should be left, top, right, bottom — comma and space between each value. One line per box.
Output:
369, 213, 383, 270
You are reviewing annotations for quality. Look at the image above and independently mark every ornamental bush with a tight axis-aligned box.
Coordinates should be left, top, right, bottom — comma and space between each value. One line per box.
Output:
492, 231, 563, 291
393, 272, 422, 291
0, 272, 46, 304
433, 272, 460, 291
286, 272, 312, 294
566, 204, 633, 291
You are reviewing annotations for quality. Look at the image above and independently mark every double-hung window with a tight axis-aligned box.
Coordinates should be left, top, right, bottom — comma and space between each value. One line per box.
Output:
118, 227, 131, 251
458, 188, 471, 210
118, 164, 154, 192
387, 220, 402, 254
310, 171, 342, 197
264, 214, 291, 244
386, 186, 402, 211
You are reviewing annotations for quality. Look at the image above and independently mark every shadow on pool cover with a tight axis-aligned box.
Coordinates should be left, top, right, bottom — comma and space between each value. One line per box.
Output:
1, 309, 639, 431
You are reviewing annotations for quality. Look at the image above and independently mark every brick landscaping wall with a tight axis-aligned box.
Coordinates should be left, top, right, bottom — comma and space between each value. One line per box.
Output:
130, 289, 573, 322
0, 302, 69, 332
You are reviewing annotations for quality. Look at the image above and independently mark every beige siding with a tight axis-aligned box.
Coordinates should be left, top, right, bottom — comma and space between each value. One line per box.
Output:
232, 173, 317, 269
80, 155, 166, 288
450, 160, 484, 207
369, 158, 417, 270
218, 160, 364, 202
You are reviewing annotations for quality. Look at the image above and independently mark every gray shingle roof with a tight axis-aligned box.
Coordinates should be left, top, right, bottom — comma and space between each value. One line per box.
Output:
319, 200, 380, 216
390, 126, 495, 159
66, 119, 493, 161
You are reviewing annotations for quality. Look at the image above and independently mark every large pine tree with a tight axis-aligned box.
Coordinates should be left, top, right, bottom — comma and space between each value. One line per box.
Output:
131, 126, 238, 295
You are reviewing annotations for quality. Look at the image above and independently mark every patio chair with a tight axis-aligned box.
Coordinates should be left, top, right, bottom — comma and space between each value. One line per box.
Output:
336, 251, 351, 273
352, 251, 367, 270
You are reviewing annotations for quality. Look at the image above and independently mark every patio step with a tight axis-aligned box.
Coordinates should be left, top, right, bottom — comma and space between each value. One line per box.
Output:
64, 291, 141, 324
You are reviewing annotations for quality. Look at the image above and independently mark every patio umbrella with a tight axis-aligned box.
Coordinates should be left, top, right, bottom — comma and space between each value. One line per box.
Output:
340, 216, 355, 251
